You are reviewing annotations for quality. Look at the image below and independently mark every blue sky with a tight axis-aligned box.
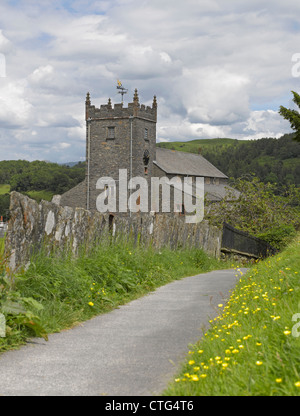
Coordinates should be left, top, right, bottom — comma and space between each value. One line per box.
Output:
0, 0, 299, 162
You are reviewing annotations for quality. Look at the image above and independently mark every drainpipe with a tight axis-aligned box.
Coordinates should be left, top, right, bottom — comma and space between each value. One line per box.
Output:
87, 119, 91, 210
129, 116, 133, 217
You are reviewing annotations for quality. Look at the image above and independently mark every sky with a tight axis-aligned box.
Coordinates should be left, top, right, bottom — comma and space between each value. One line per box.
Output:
0, 0, 300, 163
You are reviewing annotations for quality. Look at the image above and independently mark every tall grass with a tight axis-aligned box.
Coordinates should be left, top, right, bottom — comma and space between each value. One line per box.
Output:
0, 237, 4, 257
0, 237, 234, 352
0, 184, 10, 195
163, 234, 300, 396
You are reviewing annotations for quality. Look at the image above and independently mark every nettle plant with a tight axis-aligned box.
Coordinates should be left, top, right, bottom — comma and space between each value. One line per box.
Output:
0, 256, 48, 343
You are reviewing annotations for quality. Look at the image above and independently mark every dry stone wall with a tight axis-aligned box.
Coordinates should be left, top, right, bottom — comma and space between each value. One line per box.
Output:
5, 192, 222, 272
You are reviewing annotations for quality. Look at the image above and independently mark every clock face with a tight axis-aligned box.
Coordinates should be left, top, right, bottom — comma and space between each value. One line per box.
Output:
143, 150, 150, 166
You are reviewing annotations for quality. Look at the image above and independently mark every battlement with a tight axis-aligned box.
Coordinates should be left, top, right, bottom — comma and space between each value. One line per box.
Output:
85, 89, 157, 122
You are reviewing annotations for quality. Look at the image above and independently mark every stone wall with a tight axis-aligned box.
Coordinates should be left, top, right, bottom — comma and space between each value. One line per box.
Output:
4, 192, 222, 272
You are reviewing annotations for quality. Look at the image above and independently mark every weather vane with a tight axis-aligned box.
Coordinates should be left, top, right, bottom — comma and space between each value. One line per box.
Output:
117, 80, 128, 103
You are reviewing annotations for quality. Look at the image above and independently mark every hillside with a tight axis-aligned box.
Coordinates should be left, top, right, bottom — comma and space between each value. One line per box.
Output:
0, 160, 85, 220
157, 137, 241, 154
0, 134, 299, 220
157, 134, 300, 191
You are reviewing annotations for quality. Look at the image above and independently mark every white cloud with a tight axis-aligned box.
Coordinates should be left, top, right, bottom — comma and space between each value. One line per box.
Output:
0, 0, 299, 162
29, 65, 54, 84
57, 142, 71, 150
240, 110, 293, 139
0, 30, 11, 53
0, 80, 33, 128
179, 68, 250, 125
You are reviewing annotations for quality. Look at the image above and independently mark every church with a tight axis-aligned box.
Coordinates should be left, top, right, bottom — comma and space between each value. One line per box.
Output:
59, 89, 239, 216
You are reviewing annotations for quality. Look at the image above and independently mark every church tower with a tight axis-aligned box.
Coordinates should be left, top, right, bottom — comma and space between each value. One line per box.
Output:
85, 89, 157, 214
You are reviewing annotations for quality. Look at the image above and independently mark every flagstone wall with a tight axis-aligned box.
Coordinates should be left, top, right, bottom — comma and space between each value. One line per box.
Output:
4, 192, 222, 272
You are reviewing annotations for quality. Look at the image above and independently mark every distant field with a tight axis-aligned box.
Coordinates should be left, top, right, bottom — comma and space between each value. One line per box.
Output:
0, 185, 54, 202
157, 138, 242, 154
0, 184, 10, 195
26, 190, 54, 202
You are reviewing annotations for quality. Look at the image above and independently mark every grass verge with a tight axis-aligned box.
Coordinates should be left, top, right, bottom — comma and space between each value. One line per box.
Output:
0, 184, 10, 195
25, 190, 54, 202
0, 237, 237, 354
163, 234, 300, 396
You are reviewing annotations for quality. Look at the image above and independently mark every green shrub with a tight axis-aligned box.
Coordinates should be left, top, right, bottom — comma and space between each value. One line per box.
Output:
257, 225, 297, 250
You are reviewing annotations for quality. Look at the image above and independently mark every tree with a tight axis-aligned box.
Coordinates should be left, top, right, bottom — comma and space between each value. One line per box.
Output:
206, 176, 300, 236
0, 194, 10, 221
279, 91, 300, 142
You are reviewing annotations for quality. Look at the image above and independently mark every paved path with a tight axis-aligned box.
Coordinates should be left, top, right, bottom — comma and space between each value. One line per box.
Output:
0, 268, 247, 396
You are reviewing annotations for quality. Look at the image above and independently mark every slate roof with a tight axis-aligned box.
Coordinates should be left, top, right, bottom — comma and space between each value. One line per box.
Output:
154, 147, 228, 179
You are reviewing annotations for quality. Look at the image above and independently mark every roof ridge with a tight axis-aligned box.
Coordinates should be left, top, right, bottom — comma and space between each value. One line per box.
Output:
155, 147, 228, 178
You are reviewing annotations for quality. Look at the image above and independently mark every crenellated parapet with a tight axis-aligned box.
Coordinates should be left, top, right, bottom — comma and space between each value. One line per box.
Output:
85, 89, 157, 122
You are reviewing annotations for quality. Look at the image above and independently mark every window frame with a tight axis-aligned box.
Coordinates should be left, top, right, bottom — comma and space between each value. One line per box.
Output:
144, 128, 149, 141
107, 126, 115, 140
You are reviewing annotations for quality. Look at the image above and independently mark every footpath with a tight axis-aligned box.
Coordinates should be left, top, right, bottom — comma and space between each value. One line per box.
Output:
0, 268, 247, 396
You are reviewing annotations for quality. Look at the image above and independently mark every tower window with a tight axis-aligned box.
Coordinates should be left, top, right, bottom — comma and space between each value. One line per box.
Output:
107, 127, 115, 139
144, 128, 149, 140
